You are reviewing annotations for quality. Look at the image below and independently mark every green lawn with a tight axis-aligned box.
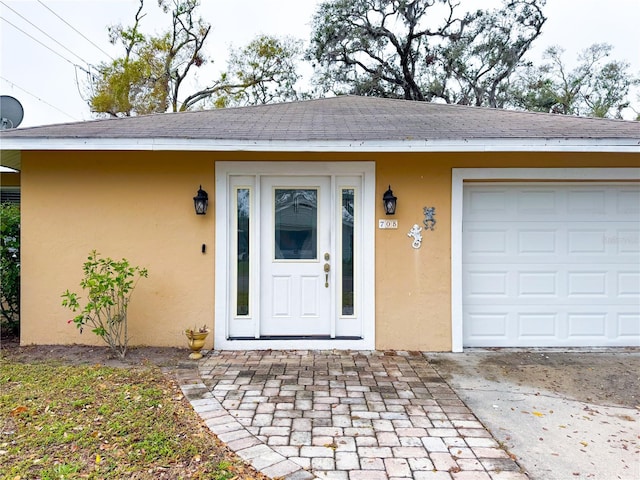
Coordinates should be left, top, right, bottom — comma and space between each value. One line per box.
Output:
0, 359, 266, 480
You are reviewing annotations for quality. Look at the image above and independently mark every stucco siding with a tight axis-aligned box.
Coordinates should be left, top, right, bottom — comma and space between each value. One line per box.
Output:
20, 151, 215, 348
19, 150, 639, 350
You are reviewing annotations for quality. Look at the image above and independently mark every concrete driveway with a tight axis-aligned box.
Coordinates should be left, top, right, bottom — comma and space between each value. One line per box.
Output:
427, 350, 640, 480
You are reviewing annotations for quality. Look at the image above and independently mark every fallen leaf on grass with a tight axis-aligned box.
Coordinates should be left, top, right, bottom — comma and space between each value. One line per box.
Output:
10, 406, 28, 416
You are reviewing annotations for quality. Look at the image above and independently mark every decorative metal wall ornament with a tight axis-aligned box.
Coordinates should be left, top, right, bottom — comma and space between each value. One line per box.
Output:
423, 206, 436, 231
407, 224, 423, 249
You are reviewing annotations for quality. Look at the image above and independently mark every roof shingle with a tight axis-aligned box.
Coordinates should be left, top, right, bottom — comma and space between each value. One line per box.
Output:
2, 96, 639, 142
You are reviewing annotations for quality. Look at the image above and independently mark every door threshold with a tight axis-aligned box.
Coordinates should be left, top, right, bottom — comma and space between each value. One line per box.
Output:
230, 335, 363, 341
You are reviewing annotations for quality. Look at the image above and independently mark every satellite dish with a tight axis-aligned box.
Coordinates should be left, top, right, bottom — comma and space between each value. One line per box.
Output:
0, 95, 24, 129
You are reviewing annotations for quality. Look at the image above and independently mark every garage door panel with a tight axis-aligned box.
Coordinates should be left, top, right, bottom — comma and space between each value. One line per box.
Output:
567, 190, 607, 214
616, 189, 640, 215
463, 184, 640, 347
518, 230, 556, 254
618, 272, 640, 297
518, 271, 558, 296
466, 190, 510, 215
518, 313, 558, 337
619, 314, 640, 337
465, 312, 508, 338
465, 266, 638, 304
465, 306, 639, 346
613, 229, 640, 253
465, 270, 509, 297
567, 229, 608, 254
465, 225, 636, 262
567, 271, 607, 297
517, 190, 557, 214
466, 229, 508, 254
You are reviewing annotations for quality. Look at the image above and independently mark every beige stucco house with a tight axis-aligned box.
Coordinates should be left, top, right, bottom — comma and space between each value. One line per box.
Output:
1, 96, 639, 352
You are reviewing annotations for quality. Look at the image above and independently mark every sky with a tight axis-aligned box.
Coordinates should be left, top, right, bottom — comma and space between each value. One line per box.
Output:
1, 0, 639, 129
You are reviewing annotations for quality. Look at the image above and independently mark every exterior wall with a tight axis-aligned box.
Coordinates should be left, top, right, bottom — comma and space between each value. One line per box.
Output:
375, 152, 639, 351
20, 150, 639, 350
21, 151, 215, 348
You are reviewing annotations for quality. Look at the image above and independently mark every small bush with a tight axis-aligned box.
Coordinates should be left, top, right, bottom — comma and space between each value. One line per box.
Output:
0, 202, 20, 335
62, 251, 148, 358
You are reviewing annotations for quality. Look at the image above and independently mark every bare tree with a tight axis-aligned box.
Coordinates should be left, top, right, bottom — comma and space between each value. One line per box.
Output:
89, 0, 303, 116
511, 43, 639, 118
308, 0, 546, 107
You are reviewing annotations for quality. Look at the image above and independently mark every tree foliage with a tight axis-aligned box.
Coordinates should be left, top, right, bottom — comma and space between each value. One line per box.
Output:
210, 35, 304, 108
308, 0, 546, 107
510, 43, 639, 118
90, 0, 192, 116
0, 203, 20, 334
89, 0, 303, 116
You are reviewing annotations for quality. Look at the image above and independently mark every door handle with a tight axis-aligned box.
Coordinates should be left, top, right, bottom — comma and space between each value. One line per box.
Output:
324, 263, 330, 287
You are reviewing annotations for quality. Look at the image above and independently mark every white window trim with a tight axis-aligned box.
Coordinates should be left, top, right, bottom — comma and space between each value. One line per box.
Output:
451, 168, 640, 352
215, 161, 376, 350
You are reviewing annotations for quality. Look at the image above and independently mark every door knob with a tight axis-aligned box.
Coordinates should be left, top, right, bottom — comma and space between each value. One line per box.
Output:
324, 262, 330, 287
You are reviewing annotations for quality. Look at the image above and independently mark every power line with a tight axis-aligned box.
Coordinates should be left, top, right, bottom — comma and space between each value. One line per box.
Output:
36, 0, 115, 61
0, 1, 92, 66
0, 15, 91, 74
0, 76, 79, 121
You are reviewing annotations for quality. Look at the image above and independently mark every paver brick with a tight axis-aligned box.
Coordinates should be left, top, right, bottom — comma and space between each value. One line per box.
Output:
422, 436, 449, 452
349, 471, 388, 480
261, 459, 302, 478
430, 452, 460, 471
185, 351, 512, 480
377, 431, 401, 446
412, 471, 453, 479
300, 445, 335, 458
451, 471, 492, 480
455, 458, 484, 470
384, 458, 411, 477
312, 457, 336, 470
488, 473, 529, 480
472, 447, 510, 459
336, 451, 360, 470
314, 470, 349, 480
360, 457, 385, 470
408, 457, 435, 471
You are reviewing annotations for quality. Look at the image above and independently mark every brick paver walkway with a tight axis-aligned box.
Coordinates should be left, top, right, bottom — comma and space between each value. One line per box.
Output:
175, 350, 527, 480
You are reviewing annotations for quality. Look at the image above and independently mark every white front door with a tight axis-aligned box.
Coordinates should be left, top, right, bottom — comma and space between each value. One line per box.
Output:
215, 161, 376, 350
260, 176, 332, 337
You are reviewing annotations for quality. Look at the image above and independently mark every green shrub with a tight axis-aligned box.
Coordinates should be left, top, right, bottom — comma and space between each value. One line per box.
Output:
62, 251, 148, 358
0, 202, 20, 335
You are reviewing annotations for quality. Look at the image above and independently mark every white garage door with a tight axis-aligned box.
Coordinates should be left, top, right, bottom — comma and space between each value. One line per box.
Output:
463, 183, 640, 347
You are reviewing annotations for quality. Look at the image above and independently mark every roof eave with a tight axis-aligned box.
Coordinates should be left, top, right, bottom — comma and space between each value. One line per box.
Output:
1, 137, 639, 156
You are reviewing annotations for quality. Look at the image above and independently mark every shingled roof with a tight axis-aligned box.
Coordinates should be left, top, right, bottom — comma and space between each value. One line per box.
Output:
1, 96, 639, 152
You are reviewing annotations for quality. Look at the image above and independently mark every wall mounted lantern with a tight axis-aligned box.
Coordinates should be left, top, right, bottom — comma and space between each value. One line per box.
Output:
382, 185, 397, 215
193, 185, 208, 215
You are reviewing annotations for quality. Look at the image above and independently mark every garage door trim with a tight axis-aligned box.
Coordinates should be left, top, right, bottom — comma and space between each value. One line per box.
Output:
451, 168, 640, 352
